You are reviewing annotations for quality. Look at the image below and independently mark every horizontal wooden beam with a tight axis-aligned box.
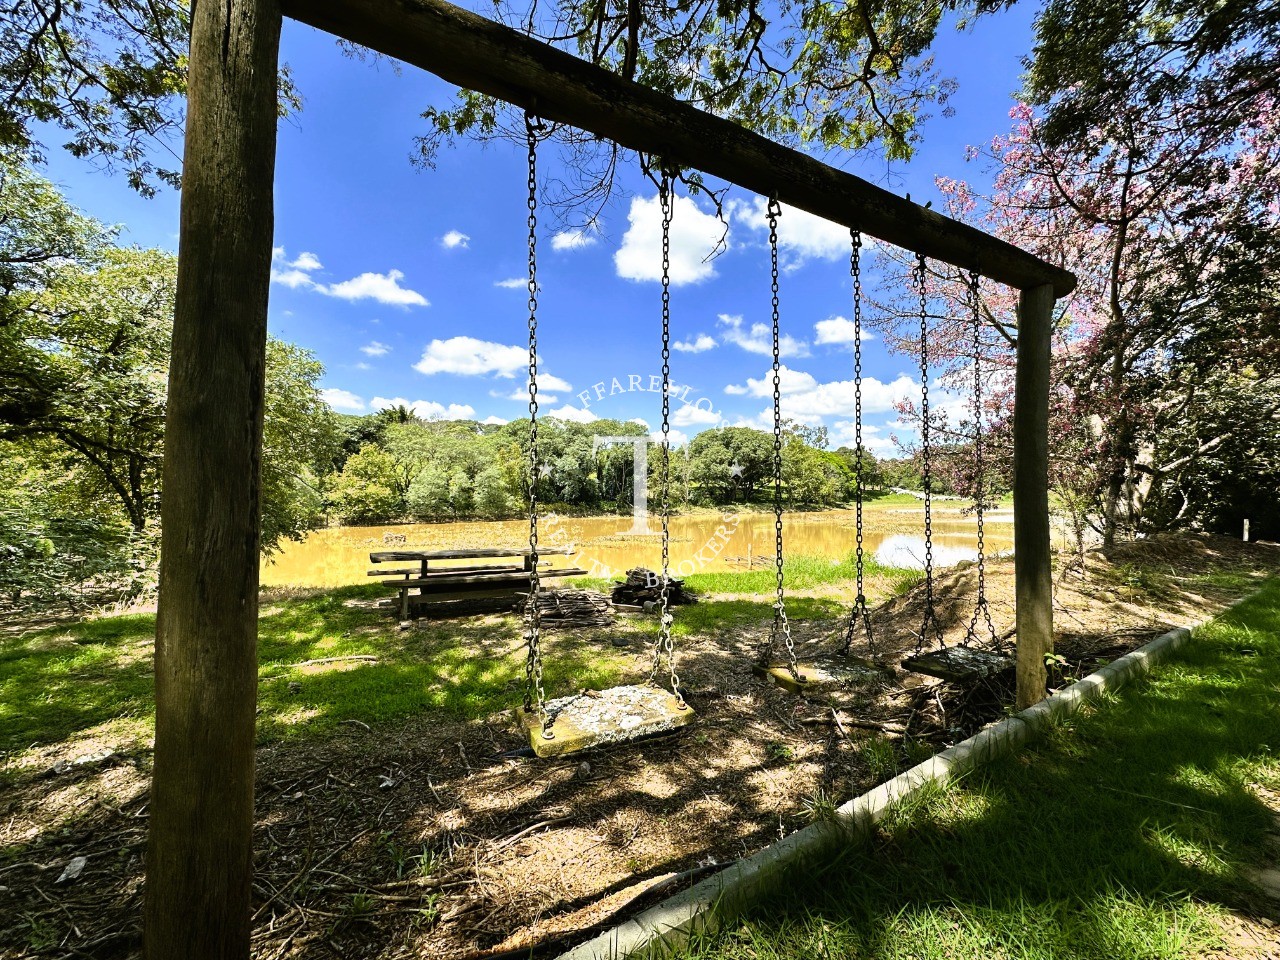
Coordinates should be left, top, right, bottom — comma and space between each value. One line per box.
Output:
281, 0, 1076, 296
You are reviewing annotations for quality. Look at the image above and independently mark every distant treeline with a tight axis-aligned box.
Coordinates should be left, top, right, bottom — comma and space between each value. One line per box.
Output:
323, 406, 954, 525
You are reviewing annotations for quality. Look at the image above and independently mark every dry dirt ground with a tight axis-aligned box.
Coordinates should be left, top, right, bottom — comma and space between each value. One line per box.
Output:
2, 534, 1278, 959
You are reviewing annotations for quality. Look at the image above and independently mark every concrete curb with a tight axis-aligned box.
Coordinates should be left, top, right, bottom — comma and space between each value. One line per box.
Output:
554, 619, 1209, 960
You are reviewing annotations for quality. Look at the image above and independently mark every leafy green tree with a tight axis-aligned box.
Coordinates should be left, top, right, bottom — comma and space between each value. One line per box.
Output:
327, 443, 404, 524
0, 161, 338, 549
688, 427, 773, 502
474, 465, 516, 518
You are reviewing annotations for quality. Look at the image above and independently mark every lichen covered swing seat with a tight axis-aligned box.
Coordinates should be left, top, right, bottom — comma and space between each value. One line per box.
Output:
514, 141, 691, 756
899, 259, 1013, 685
751, 220, 889, 695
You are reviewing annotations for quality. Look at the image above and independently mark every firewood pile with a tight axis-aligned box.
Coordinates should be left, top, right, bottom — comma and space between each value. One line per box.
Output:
530, 588, 615, 628
610, 567, 697, 608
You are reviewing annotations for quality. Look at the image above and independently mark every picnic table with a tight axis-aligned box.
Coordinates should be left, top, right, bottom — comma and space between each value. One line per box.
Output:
368, 547, 584, 619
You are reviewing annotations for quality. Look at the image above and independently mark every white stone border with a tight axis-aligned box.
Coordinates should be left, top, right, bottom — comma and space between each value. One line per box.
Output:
556, 596, 1257, 960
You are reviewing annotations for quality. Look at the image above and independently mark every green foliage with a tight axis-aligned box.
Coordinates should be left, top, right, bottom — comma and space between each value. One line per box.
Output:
0, 157, 338, 605
328, 444, 406, 525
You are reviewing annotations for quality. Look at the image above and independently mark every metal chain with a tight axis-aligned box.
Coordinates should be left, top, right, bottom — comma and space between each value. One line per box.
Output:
757, 197, 800, 682
963, 266, 1000, 650
841, 229, 875, 657
916, 253, 944, 655
521, 113, 550, 734
649, 170, 686, 707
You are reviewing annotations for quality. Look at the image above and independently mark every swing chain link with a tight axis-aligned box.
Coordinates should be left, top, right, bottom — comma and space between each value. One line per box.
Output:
650, 170, 685, 706
522, 113, 550, 732
842, 229, 874, 656
964, 265, 1000, 650
758, 197, 800, 682
915, 254, 943, 656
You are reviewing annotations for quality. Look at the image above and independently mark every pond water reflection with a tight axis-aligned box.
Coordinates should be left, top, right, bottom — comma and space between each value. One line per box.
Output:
260, 504, 1015, 588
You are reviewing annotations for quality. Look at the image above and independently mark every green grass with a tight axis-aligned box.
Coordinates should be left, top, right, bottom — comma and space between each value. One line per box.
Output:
684, 553, 922, 597
0, 584, 629, 753
675, 578, 1280, 960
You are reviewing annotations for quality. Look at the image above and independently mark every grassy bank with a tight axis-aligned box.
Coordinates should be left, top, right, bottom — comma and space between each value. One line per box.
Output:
675, 578, 1280, 960
0, 562, 889, 756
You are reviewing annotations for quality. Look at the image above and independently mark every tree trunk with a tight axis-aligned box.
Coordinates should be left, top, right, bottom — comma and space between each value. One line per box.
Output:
143, 0, 281, 957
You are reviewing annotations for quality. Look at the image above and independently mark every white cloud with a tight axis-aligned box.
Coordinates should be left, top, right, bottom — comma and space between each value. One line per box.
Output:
673, 333, 717, 353
717, 314, 810, 358
494, 277, 527, 289
319, 388, 366, 412
814, 315, 874, 348
775, 374, 922, 425
325, 270, 428, 308
653, 427, 689, 446
726, 364, 820, 399
481, 415, 509, 425
360, 341, 391, 357
271, 268, 317, 289
270, 247, 323, 289
547, 404, 599, 423
615, 194, 726, 285
672, 402, 722, 428
730, 197, 851, 270
371, 396, 477, 420
354, 362, 372, 371
441, 230, 470, 250
828, 420, 896, 456
414, 337, 527, 377
552, 228, 599, 251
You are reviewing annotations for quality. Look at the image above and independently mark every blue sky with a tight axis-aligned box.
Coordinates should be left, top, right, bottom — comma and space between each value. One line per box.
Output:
39, 3, 1038, 454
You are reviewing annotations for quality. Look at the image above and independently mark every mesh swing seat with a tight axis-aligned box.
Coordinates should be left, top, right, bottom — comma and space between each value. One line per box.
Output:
752, 655, 888, 694
516, 139, 691, 756
900, 261, 1013, 686
900, 646, 1014, 683
516, 684, 694, 758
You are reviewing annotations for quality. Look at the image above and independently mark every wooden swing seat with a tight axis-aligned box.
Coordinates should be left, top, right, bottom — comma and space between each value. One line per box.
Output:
901, 645, 1013, 682
753, 655, 889, 694
515, 684, 694, 758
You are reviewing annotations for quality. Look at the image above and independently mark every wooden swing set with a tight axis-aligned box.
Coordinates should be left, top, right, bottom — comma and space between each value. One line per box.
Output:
146, 0, 1075, 953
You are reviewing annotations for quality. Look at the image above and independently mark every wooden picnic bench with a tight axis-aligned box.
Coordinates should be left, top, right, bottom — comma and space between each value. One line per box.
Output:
368, 547, 583, 619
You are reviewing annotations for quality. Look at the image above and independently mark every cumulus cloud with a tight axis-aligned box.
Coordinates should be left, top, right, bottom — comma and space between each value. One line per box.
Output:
672, 402, 722, 428
673, 333, 717, 353
270, 248, 429, 307
326, 270, 428, 308
725, 364, 820, 398
546, 404, 599, 423
653, 427, 689, 446
481, 415, 509, 425
414, 337, 527, 377
552, 228, 598, 251
319, 388, 366, 412
360, 341, 391, 357
814, 315, 874, 348
615, 194, 726, 285
441, 230, 470, 249
371, 396, 477, 420
730, 198, 851, 270
718, 314, 810, 358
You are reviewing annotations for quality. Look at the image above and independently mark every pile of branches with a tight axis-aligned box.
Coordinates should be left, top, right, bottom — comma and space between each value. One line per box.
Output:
610, 567, 697, 608
531, 588, 614, 628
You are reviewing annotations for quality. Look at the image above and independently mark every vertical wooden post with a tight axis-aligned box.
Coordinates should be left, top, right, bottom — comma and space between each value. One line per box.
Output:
1014, 284, 1055, 710
144, 0, 281, 957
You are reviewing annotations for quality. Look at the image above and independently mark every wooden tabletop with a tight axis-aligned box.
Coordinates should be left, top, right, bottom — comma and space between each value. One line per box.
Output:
369, 546, 576, 562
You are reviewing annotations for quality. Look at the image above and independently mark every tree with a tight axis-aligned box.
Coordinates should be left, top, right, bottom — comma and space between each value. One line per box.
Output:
328, 443, 405, 524
0, 161, 337, 548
